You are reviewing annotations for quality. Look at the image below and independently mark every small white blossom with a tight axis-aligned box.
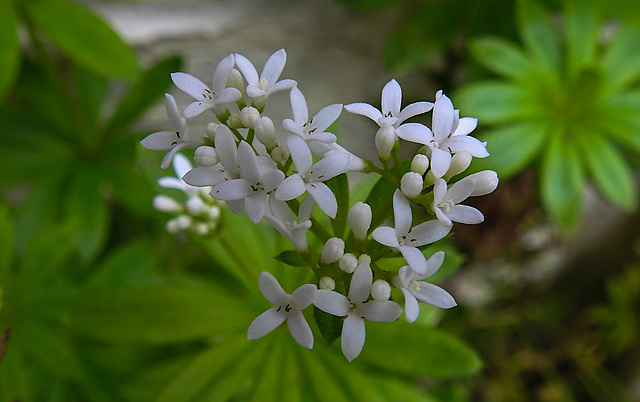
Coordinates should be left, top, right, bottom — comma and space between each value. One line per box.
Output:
283, 87, 342, 145
394, 252, 457, 323
248, 271, 317, 349
263, 196, 314, 253
235, 49, 297, 103
432, 178, 484, 226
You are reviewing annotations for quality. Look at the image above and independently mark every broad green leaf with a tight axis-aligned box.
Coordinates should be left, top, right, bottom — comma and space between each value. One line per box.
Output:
273, 250, 306, 267
25, 0, 138, 78
349, 173, 380, 205
101, 160, 156, 218
372, 373, 439, 402
469, 37, 535, 81
564, 1, 600, 75
0, 206, 14, 281
18, 222, 76, 283
326, 173, 349, 238
361, 322, 482, 378
541, 133, 585, 227
248, 338, 286, 402
322, 351, 390, 402
0, 348, 34, 402
0, 0, 19, 100
299, 346, 352, 402
456, 82, 538, 124
602, 27, 640, 90
467, 122, 548, 179
364, 171, 396, 231
314, 306, 342, 348
156, 338, 251, 402
70, 283, 254, 343
602, 91, 640, 153
89, 240, 157, 288
106, 56, 183, 132
517, 0, 560, 74
70, 64, 110, 134
578, 134, 637, 211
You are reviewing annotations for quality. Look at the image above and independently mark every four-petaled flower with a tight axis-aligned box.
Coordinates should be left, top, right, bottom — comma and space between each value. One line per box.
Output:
394, 252, 457, 323
283, 86, 343, 145
372, 190, 452, 275
314, 263, 402, 361
432, 177, 484, 226
248, 271, 317, 349
235, 48, 297, 102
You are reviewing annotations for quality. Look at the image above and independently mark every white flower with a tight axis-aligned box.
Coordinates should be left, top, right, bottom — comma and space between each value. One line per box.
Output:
275, 135, 349, 218
432, 178, 484, 226
235, 49, 297, 102
171, 54, 241, 118
263, 196, 314, 253
345, 79, 433, 159
140, 94, 206, 169
314, 263, 402, 361
248, 271, 317, 349
395, 91, 488, 178
372, 190, 451, 275
210, 141, 284, 223
283, 87, 342, 144
394, 252, 457, 323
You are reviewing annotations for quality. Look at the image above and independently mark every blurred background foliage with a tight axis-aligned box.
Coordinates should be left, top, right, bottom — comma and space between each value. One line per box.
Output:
1, 0, 639, 401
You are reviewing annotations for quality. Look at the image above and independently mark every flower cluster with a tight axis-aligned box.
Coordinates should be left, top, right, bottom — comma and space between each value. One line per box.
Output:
141, 49, 498, 361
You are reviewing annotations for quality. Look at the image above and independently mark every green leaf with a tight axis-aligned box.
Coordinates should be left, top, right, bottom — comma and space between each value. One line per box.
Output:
578, 134, 637, 211
299, 347, 352, 402
455, 82, 538, 124
88, 240, 157, 288
106, 56, 183, 132
564, 1, 600, 75
314, 306, 343, 348
361, 322, 482, 378
0, 206, 14, 282
468, 122, 548, 179
364, 175, 396, 232
602, 26, 640, 90
70, 283, 254, 343
469, 37, 535, 81
541, 133, 585, 227
517, 0, 560, 74
18, 222, 76, 283
25, 0, 138, 78
602, 91, 640, 153
70, 63, 110, 133
248, 339, 286, 402
273, 250, 306, 267
0, 0, 19, 100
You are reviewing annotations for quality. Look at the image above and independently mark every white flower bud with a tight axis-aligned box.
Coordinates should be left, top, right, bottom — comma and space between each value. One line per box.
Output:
339, 253, 358, 273
186, 196, 206, 215
208, 205, 221, 220
165, 218, 181, 234
227, 113, 243, 129
371, 279, 391, 301
410, 154, 429, 175
319, 276, 336, 290
348, 202, 372, 240
400, 172, 423, 198
444, 151, 472, 180
358, 254, 371, 265
227, 69, 245, 94
206, 122, 219, 140
375, 125, 396, 160
423, 170, 436, 187
153, 195, 183, 213
176, 215, 192, 230
240, 106, 261, 128
320, 237, 345, 264
194, 222, 209, 235
194, 146, 219, 166
271, 146, 289, 164
254, 116, 277, 149
467, 170, 499, 196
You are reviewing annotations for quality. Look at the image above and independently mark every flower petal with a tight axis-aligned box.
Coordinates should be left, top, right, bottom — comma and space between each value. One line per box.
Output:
401, 289, 420, 323
446, 178, 475, 204
184, 101, 212, 119
211, 179, 252, 201
261, 48, 287, 84
381, 79, 402, 116
422, 251, 445, 279
291, 284, 318, 309
393, 190, 412, 236
171, 72, 211, 101
287, 311, 314, 349
212, 53, 235, 93
433, 178, 447, 205
399, 246, 428, 275
275, 174, 306, 201
468, 170, 499, 196
314, 289, 350, 316
225, 198, 245, 216
258, 271, 289, 304
234, 53, 259, 85
411, 282, 457, 309
311, 103, 342, 133
287, 135, 313, 173
237, 141, 261, 183
140, 131, 177, 151
445, 136, 489, 158
158, 177, 186, 191
306, 182, 337, 218
344, 102, 382, 122
349, 263, 372, 303
289, 87, 309, 125
359, 300, 402, 322
267, 79, 296, 96
432, 93, 454, 141
247, 306, 286, 340
172, 153, 193, 178
216, 87, 242, 104
453, 117, 477, 136
371, 226, 399, 248
408, 220, 452, 247
430, 147, 452, 178
395, 123, 431, 145
182, 165, 227, 187
341, 313, 366, 362
215, 125, 239, 175
398, 101, 434, 124
447, 205, 484, 224
308, 151, 349, 182
246, 192, 267, 223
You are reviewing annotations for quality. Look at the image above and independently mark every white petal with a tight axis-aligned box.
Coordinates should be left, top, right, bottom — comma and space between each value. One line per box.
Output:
171, 73, 211, 101
234, 53, 259, 85
225, 198, 245, 216
275, 174, 306, 201
290, 284, 317, 309
215, 126, 240, 175
268, 197, 296, 223
433, 178, 447, 205
344, 102, 382, 122
160, 144, 186, 169
311, 103, 342, 133
287, 311, 313, 349
267, 79, 297, 96
308, 151, 349, 182
398, 265, 416, 287
216, 87, 242, 104
258, 271, 289, 304
399, 246, 428, 275
401, 289, 420, 323
307, 132, 337, 144
341, 313, 366, 362
371, 226, 399, 248
435, 207, 453, 226
158, 177, 185, 191
422, 251, 445, 279
358, 300, 402, 322
184, 101, 212, 119
453, 117, 477, 136
393, 190, 412, 236
287, 135, 313, 173
408, 220, 452, 247
237, 141, 261, 183
430, 147, 452, 178
314, 290, 350, 316
467, 170, 499, 196
182, 166, 227, 187
164, 93, 181, 128
411, 282, 457, 309
397, 101, 434, 124
212, 53, 235, 93
211, 179, 251, 201
246, 85, 266, 98
306, 182, 337, 218
432, 93, 454, 141
446, 178, 475, 204
246, 192, 267, 223
282, 118, 304, 136
445, 136, 489, 158
381, 79, 402, 116
261, 48, 287, 85
262, 169, 285, 192
297, 194, 315, 222
395, 123, 431, 145
447, 205, 484, 224
172, 153, 193, 178
289, 87, 309, 125
247, 307, 287, 340
140, 131, 177, 151
349, 263, 372, 303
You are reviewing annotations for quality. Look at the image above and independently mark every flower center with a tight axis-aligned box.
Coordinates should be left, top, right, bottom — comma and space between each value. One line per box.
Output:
258, 78, 269, 90
409, 280, 421, 292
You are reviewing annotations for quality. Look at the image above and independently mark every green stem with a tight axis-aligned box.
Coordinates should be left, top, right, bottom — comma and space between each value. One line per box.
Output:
367, 164, 399, 187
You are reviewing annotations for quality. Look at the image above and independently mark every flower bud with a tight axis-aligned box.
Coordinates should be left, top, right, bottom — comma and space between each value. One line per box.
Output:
375, 125, 396, 160
227, 68, 245, 94
227, 113, 243, 129
423, 170, 436, 187
320, 237, 345, 264
209, 205, 221, 219
444, 151, 472, 180
194, 146, 219, 166
358, 254, 371, 265
319, 276, 336, 290
240, 106, 261, 128
186, 196, 206, 216
166, 218, 181, 234
410, 154, 429, 175
348, 202, 371, 240
400, 172, 423, 198
339, 253, 358, 273
467, 170, 499, 196
271, 146, 289, 164
194, 222, 209, 235
371, 279, 391, 301
153, 195, 183, 213
206, 122, 219, 140
176, 215, 192, 230
254, 116, 277, 149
